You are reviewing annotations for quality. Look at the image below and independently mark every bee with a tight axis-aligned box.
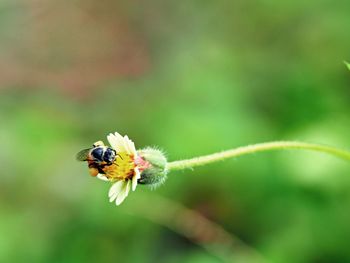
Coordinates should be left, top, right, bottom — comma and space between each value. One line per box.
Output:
76, 141, 118, 177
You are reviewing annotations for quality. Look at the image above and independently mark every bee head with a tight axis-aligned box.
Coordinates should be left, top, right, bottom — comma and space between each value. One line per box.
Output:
103, 148, 116, 164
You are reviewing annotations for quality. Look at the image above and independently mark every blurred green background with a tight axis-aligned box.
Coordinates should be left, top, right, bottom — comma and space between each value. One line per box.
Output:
1, 0, 350, 262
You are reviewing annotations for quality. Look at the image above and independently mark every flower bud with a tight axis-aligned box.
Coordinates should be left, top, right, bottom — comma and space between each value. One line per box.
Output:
136, 147, 168, 188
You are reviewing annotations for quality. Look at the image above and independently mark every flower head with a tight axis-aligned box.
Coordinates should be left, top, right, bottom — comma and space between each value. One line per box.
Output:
99, 132, 141, 205
78, 131, 168, 206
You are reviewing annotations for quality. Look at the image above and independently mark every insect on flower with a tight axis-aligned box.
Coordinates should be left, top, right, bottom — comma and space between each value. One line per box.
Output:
76, 141, 118, 177
77, 132, 143, 205
77, 132, 168, 206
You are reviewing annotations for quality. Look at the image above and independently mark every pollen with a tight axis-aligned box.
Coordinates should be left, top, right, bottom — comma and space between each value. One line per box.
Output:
102, 152, 136, 181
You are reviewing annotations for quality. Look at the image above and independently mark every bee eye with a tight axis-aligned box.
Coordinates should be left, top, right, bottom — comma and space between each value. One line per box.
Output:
103, 148, 116, 163
91, 147, 104, 161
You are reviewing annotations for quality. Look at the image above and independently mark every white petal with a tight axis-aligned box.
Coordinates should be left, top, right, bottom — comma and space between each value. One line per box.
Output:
107, 133, 127, 152
109, 192, 119, 203
124, 135, 137, 155
107, 132, 137, 156
115, 181, 131, 205
132, 168, 141, 191
122, 135, 132, 154
108, 181, 124, 202
107, 133, 118, 149
96, 174, 109, 182
113, 132, 128, 152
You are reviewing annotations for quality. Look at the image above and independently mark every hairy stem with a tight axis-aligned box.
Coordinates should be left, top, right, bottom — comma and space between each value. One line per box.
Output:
167, 141, 350, 171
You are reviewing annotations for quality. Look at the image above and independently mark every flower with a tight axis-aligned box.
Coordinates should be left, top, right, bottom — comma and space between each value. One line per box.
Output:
99, 132, 141, 205
78, 131, 169, 206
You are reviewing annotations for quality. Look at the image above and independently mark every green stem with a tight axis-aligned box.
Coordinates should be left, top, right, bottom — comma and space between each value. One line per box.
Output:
345, 61, 350, 70
167, 141, 350, 171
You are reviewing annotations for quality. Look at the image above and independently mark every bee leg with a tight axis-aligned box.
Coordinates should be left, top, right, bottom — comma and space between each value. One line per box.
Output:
88, 167, 99, 177
106, 162, 119, 166
117, 154, 123, 160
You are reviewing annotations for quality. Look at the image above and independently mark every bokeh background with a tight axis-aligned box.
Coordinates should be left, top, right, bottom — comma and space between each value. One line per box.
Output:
1, 0, 350, 262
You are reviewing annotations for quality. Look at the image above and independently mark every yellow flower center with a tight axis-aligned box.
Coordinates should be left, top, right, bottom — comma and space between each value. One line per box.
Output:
102, 152, 135, 181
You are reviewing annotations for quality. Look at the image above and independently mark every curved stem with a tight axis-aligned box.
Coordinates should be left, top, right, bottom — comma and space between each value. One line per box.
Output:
167, 141, 350, 171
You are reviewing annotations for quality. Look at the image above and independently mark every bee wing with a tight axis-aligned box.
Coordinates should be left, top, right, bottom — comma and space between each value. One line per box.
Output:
76, 148, 91, 161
